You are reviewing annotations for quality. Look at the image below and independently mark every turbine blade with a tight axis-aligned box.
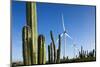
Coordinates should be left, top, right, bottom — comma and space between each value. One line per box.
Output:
62, 13, 66, 31
65, 33, 72, 40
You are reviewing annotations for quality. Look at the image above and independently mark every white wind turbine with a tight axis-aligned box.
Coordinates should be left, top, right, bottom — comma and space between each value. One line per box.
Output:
73, 43, 80, 58
60, 13, 72, 58
56, 13, 80, 59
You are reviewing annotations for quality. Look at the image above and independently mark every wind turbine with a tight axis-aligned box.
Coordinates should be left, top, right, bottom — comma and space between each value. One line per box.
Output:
73, 43, 80, 58
56, 13, 77, 59
60, 13, 72, 59
61, 14, 80, 59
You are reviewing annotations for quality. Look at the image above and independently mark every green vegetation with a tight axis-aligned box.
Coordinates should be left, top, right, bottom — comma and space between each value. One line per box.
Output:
38, 35, 46, 64
14, 29, 96, 67
22, 26, 32, 65
60, 48, 96, 63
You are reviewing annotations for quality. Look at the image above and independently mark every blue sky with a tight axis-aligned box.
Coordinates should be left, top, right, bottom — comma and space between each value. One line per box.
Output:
12, 1, 96, 62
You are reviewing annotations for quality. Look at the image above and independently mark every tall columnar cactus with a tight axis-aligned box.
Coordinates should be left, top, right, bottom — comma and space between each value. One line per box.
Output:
38, 35, 46, 64
38, 35, 43, 64
50, 31, 57, 63
81, 46, 83, 58
79, 46, 84, 59
42, 36, 46, 64
57, 34, 61, 63
48, 45, 51, 63
50, 42, 54, 63
26, 2, 38, 64
22, 26, 32, 65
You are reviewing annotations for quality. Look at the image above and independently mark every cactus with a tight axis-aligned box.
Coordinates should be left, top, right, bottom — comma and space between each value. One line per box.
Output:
38, 35, 43, 64
50, 42, 54, 63
49, 31, 61, 63
38, 35, 46, 64
48, 45, 51, 63
50, 31, 57, 63
81, 46, 83, 55
22, 26, 32, 65
57, 34, 61, 63
42, 36, 46, 64
48, 43, 54, 63
26, 2, 38, 64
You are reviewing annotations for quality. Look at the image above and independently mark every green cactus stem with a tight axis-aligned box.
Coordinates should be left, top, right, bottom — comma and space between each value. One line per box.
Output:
38, 35, 46, 64
22, 26, 32, 65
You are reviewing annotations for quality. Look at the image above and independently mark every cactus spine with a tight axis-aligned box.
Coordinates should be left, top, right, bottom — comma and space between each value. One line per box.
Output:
38, 35, 46, 64
22, 26, 32, 65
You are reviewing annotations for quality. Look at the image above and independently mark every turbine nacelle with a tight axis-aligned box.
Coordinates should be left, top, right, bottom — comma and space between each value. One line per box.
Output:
64, 30, 67, 34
